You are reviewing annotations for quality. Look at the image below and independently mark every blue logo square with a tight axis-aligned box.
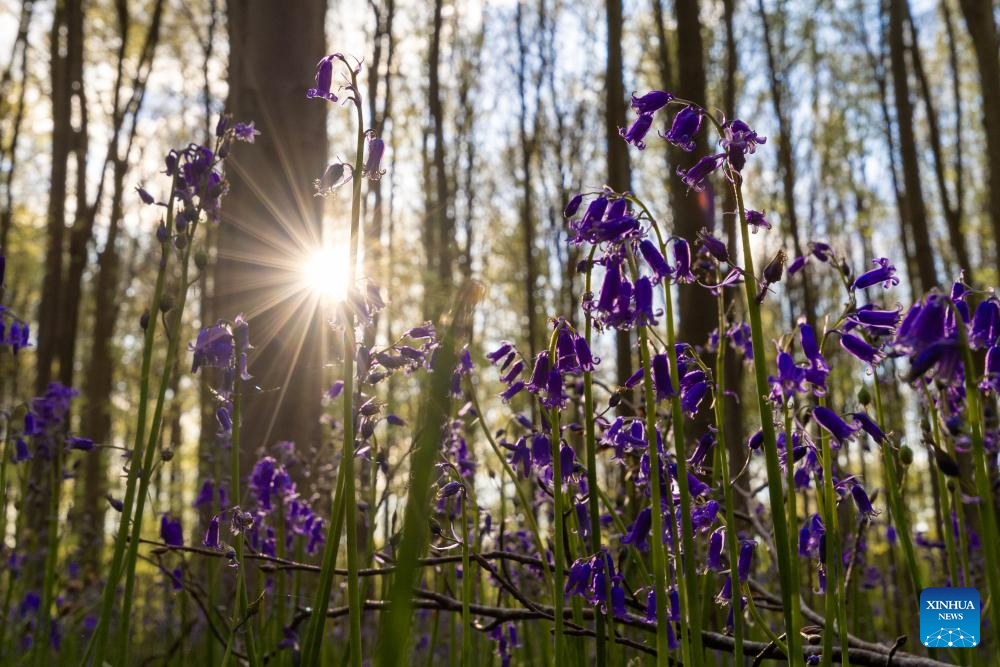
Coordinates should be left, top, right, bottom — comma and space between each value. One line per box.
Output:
921, 587, 980, 648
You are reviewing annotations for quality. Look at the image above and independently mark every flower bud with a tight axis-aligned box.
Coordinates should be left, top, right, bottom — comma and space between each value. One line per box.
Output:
161, 448, 174, 462
898, 445, 913, 466
159, 294, 175, 313
856, 385, 871, 407
195, 251, 208, 270
140, 310, 150, 330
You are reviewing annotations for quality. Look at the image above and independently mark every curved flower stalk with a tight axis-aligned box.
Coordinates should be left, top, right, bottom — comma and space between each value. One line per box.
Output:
301, 52, 384, 667
192, 315, 260, 666
87, 121, 254, 667
618, 93, 799, 665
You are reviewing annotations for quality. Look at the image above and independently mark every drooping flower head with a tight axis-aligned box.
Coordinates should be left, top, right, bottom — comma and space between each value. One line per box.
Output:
852, 258, 899, 291
662, 106, 703, 152
620, 113, 654, 150
721, 118, 767, 171
307, 55, 340, 102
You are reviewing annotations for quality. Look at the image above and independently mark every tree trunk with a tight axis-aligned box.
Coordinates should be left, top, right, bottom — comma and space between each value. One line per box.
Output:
35, 0, 79, 392
606, 0, 633, 398
888, 0, 938, 292
76, 157, 127, 575
957, 0, 1000, 274
757, 0, 816, 328
906, 3, 970, 277
862, 0, 919, 302
721, 0, 745, 483
516, 1, 539, 358
423, 0, 454, 321
672, 0, 714, 351
218, 0, 327, 469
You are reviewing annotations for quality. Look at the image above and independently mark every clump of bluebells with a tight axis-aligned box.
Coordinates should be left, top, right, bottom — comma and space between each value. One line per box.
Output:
2, 52, 999, 667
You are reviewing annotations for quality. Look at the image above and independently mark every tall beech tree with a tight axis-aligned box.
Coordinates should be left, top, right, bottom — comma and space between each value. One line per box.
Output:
218, 0, 328, 466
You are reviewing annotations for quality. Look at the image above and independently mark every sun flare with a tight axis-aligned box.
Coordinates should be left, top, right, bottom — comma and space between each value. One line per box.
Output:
301, 244, 351, 300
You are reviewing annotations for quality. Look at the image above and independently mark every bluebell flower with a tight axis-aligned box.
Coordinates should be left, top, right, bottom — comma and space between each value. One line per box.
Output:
839, 332, 884, 365
850, 483, 879, 516
745, 209, 771, 233
633, 276, 657, 325
233, 121, 260, 143
639, 240, 672, 283
203, 516, 221, 549
563, 193, 584, 218
306, 55, 339, 102
620, 113, 654, 149
852, 257, 899, 290
622, 507, 652, 551
526, 352, 550, 392
697, 228, 729, 262
631, 90, 673, 114
850, 412, 887, 444
191, 323, 234, 373
662, 106, 702, 151
363, 133, 386, 180
721, 119, 766, 171
970, 298, 1000, 349
813, 406, 857, 446
160, 514, 183, 547
707, 527, 725, 572
672, 238, 696, 283
848, 306, 902, 336
737, 539, 756, 582
677, 153, 724, 192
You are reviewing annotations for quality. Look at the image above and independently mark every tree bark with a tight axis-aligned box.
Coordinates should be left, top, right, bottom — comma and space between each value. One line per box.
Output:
957, 0, 1000, 273
672, 0, 714, 351
888, 0, 938, 292
606, 0, 633, 397
757, 0, 816, 328
906, 3, 970, 276
423, 0, 454, 321
516, 1, 539, 358
218, 0, 327, 468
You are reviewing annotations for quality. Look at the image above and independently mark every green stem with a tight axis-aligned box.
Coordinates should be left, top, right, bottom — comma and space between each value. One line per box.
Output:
550, 403, 565, 666
303, 70, 367, 666
732, 177, 798, 664
782, 400, 802, 666
85, 212, 172, 667
116, 214, 200, 665
712, 270, 744, 665
636, 324, 674, 667
33, 437, 62, 667
582, 253, 608, 667
461, 494, 473, 666
954, 313, 1000, 643
224, 389, 259, 666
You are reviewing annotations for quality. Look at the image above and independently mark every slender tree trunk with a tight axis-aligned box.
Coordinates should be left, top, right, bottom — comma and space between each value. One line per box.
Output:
957, 0, 1000, 273
35, 0, 77, 392
906, 3, 970, 276
862, 0, 919, 301
423, 0, 454, 321
0, 0, 33, 252
218, 0, 327, 467
606, 0, 633, 396
77, 158, 128, 575
757, 0, 816, 328
673, 0, 714, 351
721, 0, 745, 484
516, 1, 539, 358
943, 0, 967, 265
888, 0, 938, 291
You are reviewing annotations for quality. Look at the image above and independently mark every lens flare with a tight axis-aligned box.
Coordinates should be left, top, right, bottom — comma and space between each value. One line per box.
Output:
302, 244, 350, 300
